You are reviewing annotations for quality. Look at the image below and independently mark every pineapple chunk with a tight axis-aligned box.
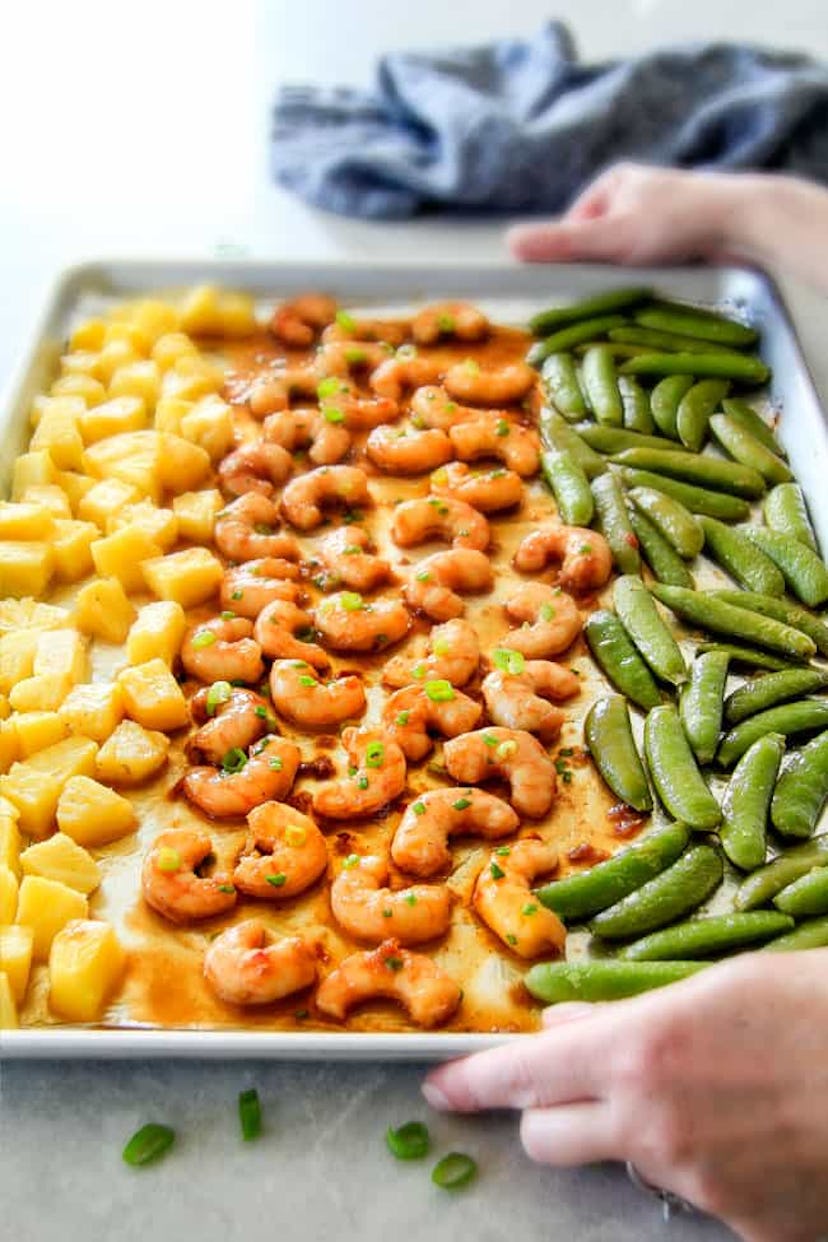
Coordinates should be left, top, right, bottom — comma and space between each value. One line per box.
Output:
108, 360, 161, 408
0, 736, 98, 839
60, 682, 124, 742
118, 658, 189, 731
0, 542, 54, 598
21, 485, 72, 519
52, 519, 98, 582
12, 711, 69, 758
0, 796, 20, 820
0, 722, 18, 773
56, 775, 137, 847
0, 630, 38, 693
106, 458, 162, 504
78, 477, 142, 529
0, 817, 21, 877
73, 577, 137, 644
57, 470, 96, 513
151, 331, 198, 370
0, 695, 8, 720
30, 393, 86, 427
95, 719, 169, 785
30, 406, 85, 470
107, 501, 178, 551
0, 925, 34, 1003
0, 598, 70, 635
60, 349, 101, 379
179, 395, 235, 461
0, 865, 19, 923
49, 919, 125, 1022
126, 601, 186, 666
158, 433, 211, 493
51, 374, 107, 405
103, 321, 150, 355
0, 971, 18, 1028
21, 833, 101, 894
34, 628, 88, 684
9, 674, 72, 713
0, 501, 56, 540
160, 358, 224, 402
11, 450, 58, 498
15, 875, 88, 960
70, 318, 107, 352
179, 285, 257, 337
96, 339, 139, 385
78, 395, 148, 444
142, 547, 223, 608
128, 300, 180, 343
172, 489, 223, 544
153, 396, 192, 434
91, 526, 164, 593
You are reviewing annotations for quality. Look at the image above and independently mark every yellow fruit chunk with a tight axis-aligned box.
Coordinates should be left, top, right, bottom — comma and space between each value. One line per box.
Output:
117, 658, 189, 731
21, 833, 101, 894
30, 393, 86, 426
179, 395, 235, 461
12, 450, 58, 498
0, 865, 19, 922
126, 601, 186, 666
52, 519, 98, 582
21, 485, 72, 519
179, 285, 257, 337
0, 925, 34, 1003
108, 360, 161, 408
74, 577, 137, 644
0, 630, 38, 693
9, 674, 71, 713
60, 682, 124, 742
34, 628, 88, 684
60, 350, 101, 379
172, 489, 223, 544
0, 501, 56, 541
0, 736, 98, 839
16, 875, 88, 960
96, 339, 139, 385
0, 816, 22, 876
78, 395, 148, 444
82, 429, 162, 478
107, 459, 162, 504
127, 300, 180, 343
30, 406, 85, 470
91, 526, 164, 593
57, 470, 96, 513
142, 546, 223, 608
78, 476, 142, 528
103, 321, 150, 355
52, 374, 107, 405
70, 318, 107, 352
0, 695, 8, 721
11, 711, 69, 758
56, 775, 137, 847
158, 433, 211, 493
160, 358, 224, 402
0, 599, 70, 635
153, 396, 191, 433
49, 919, 125, 1022
0, 795, 20, 820
0, 971, 18, 1028
0, 542, 54, 598
0, 722, 18, 774
95, 719, 169, 786
152, 331, 198, 370
107, 501, 178, 551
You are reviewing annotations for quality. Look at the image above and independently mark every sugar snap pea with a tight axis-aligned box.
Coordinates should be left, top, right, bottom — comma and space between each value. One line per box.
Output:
619, 351, 770, 385
590, 844, 723, 939
649, 585, 816, 660
711, 590, 828, 658
644, 704, 721, 830
614, 575, 686, 686
540, 352, 588, 421
650, 374, 693, 440
535, 821, 691, 919
584, 610, 660, 710
617, 467, 750, 520
719, 733, 785, 871
575, 342, 652, 360
628, 506, 694, 588
539, 407, 606, 478
633, 301, 759, 347
744, 527, 828, 609
717, 699, 828, 768
575, 424, 689, 456
584, 695, 652, 813
737, 835, 828, 910
609, 325, 745, 356
764, 483, 818, 552
774, 866, 828, 917
618, 375, 654, 434
764, 914, 828, 952
591, 474, 641, 575
676, 380, 730, 452
724, 668, 828, 727
527, 314, 628, 368
621, 910, 792, 961
611, 447, 765, 499
709, 414, 792, 486
524, 959, 706, 1003
541, 449, 594, 526
721, 398, 785, 457
679, 650, 729, 766
628, 486, 704, 560
529, 287, 652, 337
699, 515, 785, 596
581, 345, 623, 426
696, 642, 794, 672
770, 731, 828, 839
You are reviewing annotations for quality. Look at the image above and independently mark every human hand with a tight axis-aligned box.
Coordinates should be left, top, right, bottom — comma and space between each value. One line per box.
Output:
423, 951, 828, 1242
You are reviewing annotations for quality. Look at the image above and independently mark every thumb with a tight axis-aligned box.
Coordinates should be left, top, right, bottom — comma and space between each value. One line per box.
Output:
507, 215, 626, 263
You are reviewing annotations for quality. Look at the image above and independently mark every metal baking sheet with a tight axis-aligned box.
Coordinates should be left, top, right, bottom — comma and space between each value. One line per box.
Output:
1, 258, 825, 1060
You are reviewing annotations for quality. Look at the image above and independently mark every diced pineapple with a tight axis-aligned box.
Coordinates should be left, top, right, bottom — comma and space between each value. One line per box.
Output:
96, 339, 139, 385
0, 630, 38, 693
15, 875, 88, 960
95, 719, 170, 785
0, 736, 98, 839
102, 321, 151, 356
91, 526, 164, 593
20, 485, 72, 519
0, 817, 21, 877
172, 488, 223, 544
73, 577, 137, 644
157, 433, 211, 493
56, 775, 137, 847
78, 476, 142, 528
30, 406, 85, 470
0, 598, 71, 635
0, 695, 8, 721
107, 501, 178, 550
78, 395, 148, 443
152, 331, 198, 371
11, 711, 69, 758
106, 458, 163, 504
142, 546, 223, 608
0, 796, 20, 821
128, 299, 180, 343
21, 833, 101, 894
70, 318, 107, 352
52, 519, 98, 582
60, 350, 101, 379
0, 926, 34, 1003
60, 681, 124, 743
50, 373, 107, 405
0, 722, 18, 774
0, 501, 56, 541
34, 628, 88, 685
118, 658, 189, 731
179, 394, 235, 461
108, 360, 161, 408
49, 919, 125, 1022
0, 865, 19, 922
8, 674, 72, 714
0, 971, 18, 1028
126, 600, 186, 667
179, 284, 257, 337
0, 542, 54, 598
11, 450, 58, 499
82, 429, 163, 479
160, 358, 224, 402
29, 393, 86, 430
153, 395, 192, 433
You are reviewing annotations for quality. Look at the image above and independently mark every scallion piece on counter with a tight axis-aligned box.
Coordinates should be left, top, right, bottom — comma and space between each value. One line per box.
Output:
431, 1152, 477, 1190
122, 1123, 175, 1168
238, 1089, 262, 1142
386, 1121, 430, 1161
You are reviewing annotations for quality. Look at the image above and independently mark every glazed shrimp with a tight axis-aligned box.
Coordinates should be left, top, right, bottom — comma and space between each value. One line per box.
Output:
214, 493, 301, 562
187, 687, 273, 765
269, 659, 366, 728
218, 440, 293, 498
204, 920, 317, 1006
409, 386, 480, 430
262, 407, 351, 466
315, 940, 462, 1028
514, 524, 613, 594
321, 317, 409, 346
253, 599, 329, 669
381, 683, 482, 761
233, 803, 327, 899
391, 788, 519, 878
504, 582, 583, 658
247, 364, 321, 417
403, 549, 494, 622
411, 302, 490, 346
315, 339, 390, 377
369, 355, 444, 401
449, 414, 540, 477
182, 735, 301, 819
444, 359, 536, 406
366, 424, 453, 475
314, 592, 410, 654
316, 525, 391, 593
481, 660, 580, 740
269, 293, 338, 346
391, 497, 489, 553
280, 465, 372, 531
181, 617, 264, 685
141, 830, 236, 925
220, 559, 301, 620
443, 727, 557, 818
382, 619, 481, 690
313, 728, 406, 819
330, 855, 451, 945
430, 461, 524, 512
473, 839, 565, 958
320, 385, 401, 431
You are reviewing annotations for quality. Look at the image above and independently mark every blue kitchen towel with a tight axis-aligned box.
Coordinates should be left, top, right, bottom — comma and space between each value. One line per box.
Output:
271, 21, 828, 219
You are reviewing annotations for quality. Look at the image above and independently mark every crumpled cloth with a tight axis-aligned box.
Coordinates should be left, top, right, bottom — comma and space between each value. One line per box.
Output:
270, 21, 828, 218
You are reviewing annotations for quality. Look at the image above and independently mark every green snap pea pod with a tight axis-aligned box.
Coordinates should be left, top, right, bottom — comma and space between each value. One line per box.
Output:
679, 651, 729, 766
591, 474, 641, 575
580, 346, 624, 427
634, 301, 759, 348
528, 287, 653, 337
610, 447, 765, 499
696, 642, 794, 672
619, 351, 770, 385
771, 731, 828, 839
774, 866, 828, 916
575, 342, 652, 360
614, 575, 686, 686
650, 374, 694, 440
584, 610, 660, 710
737, 834, 828, 910
540, 352, 588, 421
644, 704, 721, 830
676, 380, 730, 452
590, 844, 723, 939
721, 398, 785, 457
719, 733, 785, 871
536, 821, 691, 919
539, 407, 606, 478
711, 590, 828, 657
540, 450, 594, 526
649, 585, 816, 660
764, 483, 818, 552
616, 467, 750, 520
609, 324, 745, 356
744, 527, 828, 609
524, 959, 706, 1003
527, 314, 628, 368
763, 914, 828, 952
628, 487, 704, 560
621, 910, 792, 961
724, 669, 828, 727
618, 375, 654, 434
584, 695, 652, 813
627, 507, 694, 588
717, 700, 828, 768
708, 414, 792, 486
575, 424, 690, 456
698, 515, 785, 596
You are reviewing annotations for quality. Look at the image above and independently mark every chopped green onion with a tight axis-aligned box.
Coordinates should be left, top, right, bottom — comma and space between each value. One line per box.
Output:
231, 589, 244, 600
344, 346, 366, 364
343, 545, 362, 556
317, 376, 343, 399
384, 955, 404, 972
579, 543, 592, 555
254, 705, 269, 719
365, 741, 385, 768
494, 846, 511, 856
490, 862, 505, 880
298, 675, 317, 687
382, 908, 393, 918
386, 1121, 430, 1160
357, 776, 369, 790
431, 467, 448, 486
217, 883, 235, 894
495, 419, 510, 437
490, 468, 507, 479
522, 903, 538, 916
415, 570, 432, 583
404, 893, 417, 907
340, 591, 363, 612
412, 801, 426, 817
506, 933, 518, 946
336, 309, 357, 333
462, 358, 480, 374
342, 853, 360, 869
492, 648, 525, 676
540, 603, 555, 622
437, 313, 455, 332
562, 770, 572, 784
322, 405, 345, 424
431, 1152, 477, 1190
191, 630, 216, 650
238, 1089, 262, 1142
122, 1123, 175, 1168
559, 747, 574, 757
156, 847, 181, 874
495, 740, 518, 761
396, 344, 418, 360
221, 747, 248, 774
444, 401, 456, 413
432, 639, 450, 657
253, 523, 274, 535
395, 711, 411, 726
412, 663, 426, 680
268, 756, 283, 771
452, 797, 471, 811
483, 733, 499, 748
205, 680, 233, 716
266, 873, 287, 888
220, 610, 235, 621
424, 679, 455, 703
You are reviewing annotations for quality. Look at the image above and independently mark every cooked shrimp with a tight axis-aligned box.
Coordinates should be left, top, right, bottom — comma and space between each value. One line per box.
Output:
409, 386, 480, 430
391, 788, 519, 878
403, 549, 493, 622
322, 387, 400, 431
444, 359, 536, 406
269, 293, 338, 346
481, 660, 580, 740
316, 525, 391, 593
262, 407, 351, 466
449, 414, 540, 477
248, 365, 321, 417
218, 440, 293, 498
182, 735, 301, 819
142, 830, 236, 925
315, 940, 462, 1027
313, 728, 406, 819
411, 302, 490, 345
370, 355, 444, 401
381, 683, 482, 761
269, 659, 366, 728
314, 592, 410, 654
330, 855, 451, 945
391, 497, 489, 553
204, 919, 317, 1006
430, 461, 524, 512
215, 493, 301, 562
443, 726, 557, 818
315, 340, 390, 377
382, 619, 481, 690
366, 424, 453, 475
181, 617, 264, 685
253, 599, 329, 669
504, 582, 583, 658
473, 839, 565, 958
233, 803, 327, 899
514, 524, 614, 594
220, 559, 301, 620
280, 465, 372, 531
322, 317, 409, 346
187, 687, 273, 765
